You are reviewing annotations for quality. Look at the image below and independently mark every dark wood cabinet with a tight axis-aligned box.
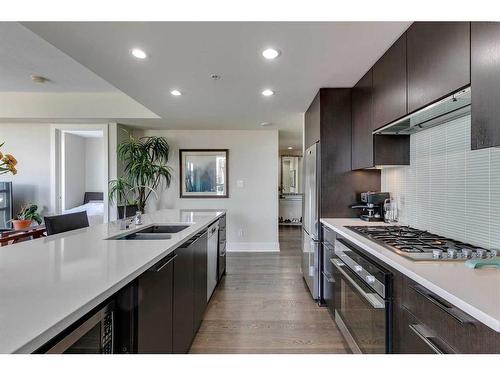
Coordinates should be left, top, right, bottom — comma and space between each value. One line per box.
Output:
373, 33, 407, 130
352, 69, 374, 169
352, 69, 410, 170
385, 270, 500, 354
372, 135, 410, 167
304, 91, 321, 149
471, 22, 500, 149
397, 306, 454, 354
312, 89, 380, 218
407, 22, 470, 113
137, 254, 175, 353
173, 240, 195, 353
193, 232, 208, 334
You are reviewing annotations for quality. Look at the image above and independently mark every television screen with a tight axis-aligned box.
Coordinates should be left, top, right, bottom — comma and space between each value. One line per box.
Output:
0, 182, 13, 229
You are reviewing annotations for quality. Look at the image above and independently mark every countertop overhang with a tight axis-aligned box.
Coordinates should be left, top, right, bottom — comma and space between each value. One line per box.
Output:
0, 209, 225, 354
321, 218, 500, 333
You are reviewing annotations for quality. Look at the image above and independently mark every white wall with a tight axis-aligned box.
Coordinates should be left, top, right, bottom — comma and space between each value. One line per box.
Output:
84, 137, 105, 192
0, 123, 51, 215
138, 129, 280, 252
62, 133, 85, 209
381, 114, 500, 250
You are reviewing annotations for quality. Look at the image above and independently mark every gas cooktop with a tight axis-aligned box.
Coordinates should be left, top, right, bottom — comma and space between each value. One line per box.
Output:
346, 225, 498, 261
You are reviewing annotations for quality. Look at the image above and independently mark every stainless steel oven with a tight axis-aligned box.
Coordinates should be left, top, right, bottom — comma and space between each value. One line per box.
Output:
46, 302, 114, 354
331, 237, 392, 354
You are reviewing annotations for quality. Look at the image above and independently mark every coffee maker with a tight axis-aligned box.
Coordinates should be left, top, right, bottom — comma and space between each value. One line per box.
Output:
352, 192, 390, 221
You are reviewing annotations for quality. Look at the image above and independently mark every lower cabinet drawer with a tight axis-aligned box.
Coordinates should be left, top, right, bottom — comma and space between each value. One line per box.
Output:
322, 269, 335, 315
399, 307, 457, 354
401, 277, 500, 353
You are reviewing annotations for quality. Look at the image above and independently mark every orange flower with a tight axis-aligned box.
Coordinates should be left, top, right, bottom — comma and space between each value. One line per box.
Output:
5, 154, 17, 166
8, 164, 17, 175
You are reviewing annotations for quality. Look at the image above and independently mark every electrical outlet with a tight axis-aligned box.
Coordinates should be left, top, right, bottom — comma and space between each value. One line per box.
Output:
238, 229, 244, 237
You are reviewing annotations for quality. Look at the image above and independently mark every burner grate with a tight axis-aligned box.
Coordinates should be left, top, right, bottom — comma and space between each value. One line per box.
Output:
345, 225, 495, 261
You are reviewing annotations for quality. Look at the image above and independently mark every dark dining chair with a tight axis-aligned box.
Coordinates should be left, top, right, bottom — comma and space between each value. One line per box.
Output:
44, 212, 89, 236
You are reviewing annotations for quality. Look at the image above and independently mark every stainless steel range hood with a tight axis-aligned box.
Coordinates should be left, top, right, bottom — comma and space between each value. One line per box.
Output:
373, 87, 470, 135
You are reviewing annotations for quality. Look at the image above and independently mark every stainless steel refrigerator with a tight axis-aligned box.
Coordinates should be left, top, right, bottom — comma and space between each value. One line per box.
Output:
302, 142, 320, 300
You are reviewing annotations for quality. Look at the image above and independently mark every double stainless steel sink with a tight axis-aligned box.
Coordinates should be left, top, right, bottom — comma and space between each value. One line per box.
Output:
109, 224, 191, 240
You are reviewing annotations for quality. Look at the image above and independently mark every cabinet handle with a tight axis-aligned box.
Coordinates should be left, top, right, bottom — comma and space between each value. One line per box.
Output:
322, 271, 335, 283
150, 254, 177, 272
410, 284, 475, 326
408, 324, 445, 354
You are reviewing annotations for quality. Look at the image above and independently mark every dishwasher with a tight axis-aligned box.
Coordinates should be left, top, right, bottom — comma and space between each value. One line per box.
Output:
207, 221, 219, 301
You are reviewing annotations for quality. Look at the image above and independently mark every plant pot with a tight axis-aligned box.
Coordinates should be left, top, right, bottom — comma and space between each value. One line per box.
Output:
117, 204, 139, 219
12, 220, 32, 231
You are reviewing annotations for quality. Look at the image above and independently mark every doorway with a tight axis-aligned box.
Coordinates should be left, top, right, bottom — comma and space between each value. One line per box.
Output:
50, 124, 109, 224
279, 154, 303, 227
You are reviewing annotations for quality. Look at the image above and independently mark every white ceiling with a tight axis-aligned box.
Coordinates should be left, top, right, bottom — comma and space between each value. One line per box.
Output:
0, 23, 117, 92
21, 22, 410, 149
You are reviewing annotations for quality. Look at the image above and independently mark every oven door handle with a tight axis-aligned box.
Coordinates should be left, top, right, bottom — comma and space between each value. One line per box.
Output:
331, 258, 385, 309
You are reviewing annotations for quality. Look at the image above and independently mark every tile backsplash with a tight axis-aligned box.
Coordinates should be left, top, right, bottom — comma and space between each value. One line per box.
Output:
381, 114, 500, 250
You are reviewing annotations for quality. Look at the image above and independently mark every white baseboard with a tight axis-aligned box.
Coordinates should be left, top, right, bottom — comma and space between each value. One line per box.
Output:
226, 242, 280, 252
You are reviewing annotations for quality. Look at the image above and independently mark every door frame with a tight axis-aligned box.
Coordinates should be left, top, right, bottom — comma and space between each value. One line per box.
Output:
50, 124, 109, 223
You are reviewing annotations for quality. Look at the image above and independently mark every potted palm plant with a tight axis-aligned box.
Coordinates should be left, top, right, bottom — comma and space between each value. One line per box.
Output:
109, 135, 172, 215
108, 177, 139, 219
12, 204, 43, 230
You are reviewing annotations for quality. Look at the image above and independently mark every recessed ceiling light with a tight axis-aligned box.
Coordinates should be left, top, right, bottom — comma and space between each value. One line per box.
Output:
131, 48, 147, 59
288, 146, 293, 150
260, 122, 273, 127
30, 75, 49, 84
170, 89, 182, 96
262, 48, 280, 60
262, 89, 275, 97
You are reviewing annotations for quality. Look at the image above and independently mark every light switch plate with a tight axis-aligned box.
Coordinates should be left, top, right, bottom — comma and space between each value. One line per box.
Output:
237, 180, 244, 188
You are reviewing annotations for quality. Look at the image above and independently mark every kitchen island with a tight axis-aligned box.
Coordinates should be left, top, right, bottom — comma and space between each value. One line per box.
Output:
0, 209, 226, 354
321, 218, 500, 353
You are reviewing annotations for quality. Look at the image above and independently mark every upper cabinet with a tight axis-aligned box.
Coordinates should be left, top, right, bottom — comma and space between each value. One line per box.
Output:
373, 33, 407, 130
352, 69, 374, 169
407, 22, 470, 113
304, 91, 321, 149
471, 22, 500, 150
352, 69, 410, 170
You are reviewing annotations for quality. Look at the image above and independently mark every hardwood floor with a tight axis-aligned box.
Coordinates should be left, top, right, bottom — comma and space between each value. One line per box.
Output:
189, 226, 348, 353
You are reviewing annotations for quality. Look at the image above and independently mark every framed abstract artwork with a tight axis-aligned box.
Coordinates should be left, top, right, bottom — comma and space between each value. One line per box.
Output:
179, 149, 228, 198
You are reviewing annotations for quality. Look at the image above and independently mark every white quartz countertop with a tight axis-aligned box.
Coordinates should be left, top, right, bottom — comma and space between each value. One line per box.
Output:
320, 218, 500, 333
0, 209, 225, 354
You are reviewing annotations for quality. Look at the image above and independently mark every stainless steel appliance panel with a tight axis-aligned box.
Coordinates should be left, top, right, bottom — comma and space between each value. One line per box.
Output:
207, 222, 219, 300
329, 236, 392, 354
332, 258, 387, 354
302, 229, 320, 299
303, 143, 318, 240
46, 302, 114, 354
